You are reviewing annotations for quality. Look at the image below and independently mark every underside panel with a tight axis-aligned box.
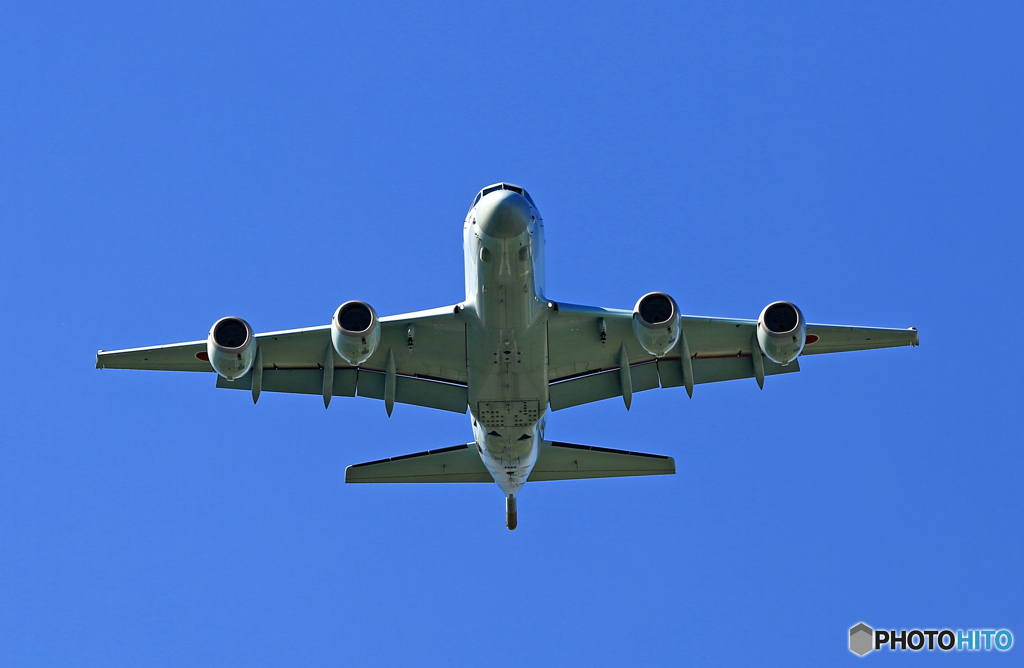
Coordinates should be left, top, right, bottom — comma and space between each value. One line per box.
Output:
356, 369, 468, 413
658, 355, 799, 388
217, 368, 466, 412
547, 305, 654, 381
217, 368, 358, 396
548, 361, 659, 411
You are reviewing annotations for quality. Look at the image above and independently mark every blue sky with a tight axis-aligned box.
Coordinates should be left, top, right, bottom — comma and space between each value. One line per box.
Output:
1, 2, 1021, 665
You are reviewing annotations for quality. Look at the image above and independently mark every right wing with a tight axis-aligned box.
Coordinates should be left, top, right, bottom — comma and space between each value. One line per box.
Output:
96, 305, 469, 413
547, 302, 918, 410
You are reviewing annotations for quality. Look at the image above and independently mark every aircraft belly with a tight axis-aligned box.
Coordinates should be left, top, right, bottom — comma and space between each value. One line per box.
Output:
467, 325, 548, 409
478, 432, 539, 496
465, 233, 548, 494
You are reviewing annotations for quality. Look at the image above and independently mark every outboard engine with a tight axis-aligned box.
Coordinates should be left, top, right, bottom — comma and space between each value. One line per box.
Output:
756, 301, 806, 365
632, 292, 681, 357
207, 316, 256, 380
332, 300, 381, 365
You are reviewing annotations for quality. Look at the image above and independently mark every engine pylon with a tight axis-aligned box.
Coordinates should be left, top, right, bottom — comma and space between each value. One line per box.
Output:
506, 495, 518, 531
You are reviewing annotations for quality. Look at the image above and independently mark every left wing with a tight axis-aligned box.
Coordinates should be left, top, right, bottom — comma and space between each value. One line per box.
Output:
547, 302, 918, 410
96, 305, 469, 413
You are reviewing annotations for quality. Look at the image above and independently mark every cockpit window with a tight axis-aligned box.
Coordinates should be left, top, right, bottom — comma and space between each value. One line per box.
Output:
469, 182, 538, 215
500, 183, 536, 207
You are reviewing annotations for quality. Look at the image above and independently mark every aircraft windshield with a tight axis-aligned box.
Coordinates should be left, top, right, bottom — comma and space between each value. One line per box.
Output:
469, 183, 536, 214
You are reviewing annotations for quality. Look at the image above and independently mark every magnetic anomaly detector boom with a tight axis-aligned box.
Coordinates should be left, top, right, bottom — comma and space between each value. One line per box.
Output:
97, 184, 918, 529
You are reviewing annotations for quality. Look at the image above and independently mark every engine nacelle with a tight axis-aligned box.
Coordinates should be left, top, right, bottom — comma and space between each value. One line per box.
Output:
756, 301, 806, 365
207, 316, 256, 380
332, 300, 380, 366
632, 292, 681, 357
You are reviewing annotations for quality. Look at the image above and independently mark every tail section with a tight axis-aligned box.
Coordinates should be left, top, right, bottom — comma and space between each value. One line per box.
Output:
345, 440, 674, 530
345, 441, 675, 484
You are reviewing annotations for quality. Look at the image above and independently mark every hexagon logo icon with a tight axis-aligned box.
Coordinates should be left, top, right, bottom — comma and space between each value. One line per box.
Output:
850, 623, 874, 656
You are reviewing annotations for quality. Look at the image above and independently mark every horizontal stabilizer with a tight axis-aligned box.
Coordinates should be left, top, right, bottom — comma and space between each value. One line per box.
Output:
529, 441, 675, 481
345, 444, 491, 483
345, 441, 675, 484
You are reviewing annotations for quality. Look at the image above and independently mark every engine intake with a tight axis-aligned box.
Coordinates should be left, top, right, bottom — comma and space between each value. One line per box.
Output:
332, 300, 380, 365
632, 292, 681, 357
207, 316, 257, 380
756, 301, 806, 365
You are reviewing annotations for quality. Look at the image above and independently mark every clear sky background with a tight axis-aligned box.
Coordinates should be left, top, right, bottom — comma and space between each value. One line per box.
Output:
1, 2, 1021, 665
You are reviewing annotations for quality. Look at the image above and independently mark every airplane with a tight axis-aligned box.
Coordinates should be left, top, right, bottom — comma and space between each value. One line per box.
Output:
97, 182, 919, 530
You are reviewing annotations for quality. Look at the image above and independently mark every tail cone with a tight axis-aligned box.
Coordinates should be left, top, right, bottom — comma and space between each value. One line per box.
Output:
506, 495, 518, 531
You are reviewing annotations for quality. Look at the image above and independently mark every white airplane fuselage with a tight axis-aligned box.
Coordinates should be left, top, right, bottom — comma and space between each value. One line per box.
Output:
462, 188, 548, 499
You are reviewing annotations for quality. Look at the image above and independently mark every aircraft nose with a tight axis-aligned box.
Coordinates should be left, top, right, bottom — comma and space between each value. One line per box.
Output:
476, 190, 531, 239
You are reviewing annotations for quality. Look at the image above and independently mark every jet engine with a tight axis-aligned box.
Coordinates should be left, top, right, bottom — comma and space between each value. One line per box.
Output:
756, 301, 806, 365
332, 300, 380, 365
632, 292, 681, 357
207, 316, 257, 380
